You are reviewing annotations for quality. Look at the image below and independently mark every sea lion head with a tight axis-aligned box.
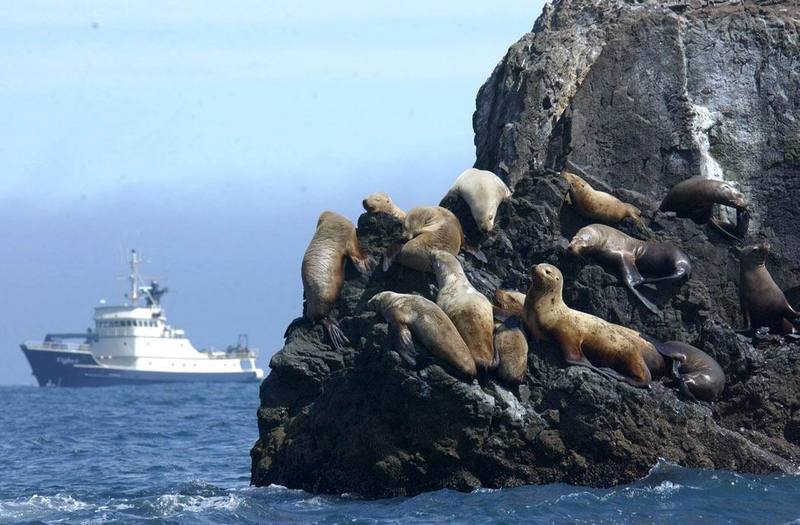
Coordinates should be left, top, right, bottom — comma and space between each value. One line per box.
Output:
717, 181, 749, 210
740, 242, 770, 267
362, 192, 396, 214
402, 208, 431, 241
567, 225, 603, 256
560, 170, 582, 189
529, 263, 564, 297
367, 291, 395, 314
493, 289, 526, 318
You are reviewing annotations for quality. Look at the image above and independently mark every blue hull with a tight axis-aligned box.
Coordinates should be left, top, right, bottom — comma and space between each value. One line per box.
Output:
20, 345, 262, 387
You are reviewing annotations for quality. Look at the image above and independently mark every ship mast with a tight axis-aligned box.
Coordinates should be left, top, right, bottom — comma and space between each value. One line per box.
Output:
129, 249, 140, 305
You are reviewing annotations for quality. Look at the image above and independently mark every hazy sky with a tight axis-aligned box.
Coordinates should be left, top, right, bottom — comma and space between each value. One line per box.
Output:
0, 0, 544, 385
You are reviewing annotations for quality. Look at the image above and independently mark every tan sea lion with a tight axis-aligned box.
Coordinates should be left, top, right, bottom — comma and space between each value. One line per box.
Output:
431, 250, 497, 371
368, 291, 477, 378
561, 169, 642, 225
567, 224, 692, 314
362, 192, 407, 221
658, 341, 725, 402
660, 176, 750, 240
442, 168, 512, 232
288, 211, 374, 349
523, 264, 666, 387
493, 317, 529, 385
492, 290, 530, 384
739, 242, 799, 334
384, 206, 463, 273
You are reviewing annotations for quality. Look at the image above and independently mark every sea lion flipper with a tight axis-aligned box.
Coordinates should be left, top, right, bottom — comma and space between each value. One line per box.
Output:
678, 378, 700, 403
709, 218, 742, 242
382, 243, 403, 272
736, 208, 751, 238
322, 318, 350, 349
618, 256, 660, 314
393, 323, 418, 367
462, 242, 488, 264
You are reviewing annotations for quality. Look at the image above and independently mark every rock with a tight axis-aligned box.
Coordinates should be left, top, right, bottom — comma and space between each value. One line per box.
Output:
252, 0, 800, 498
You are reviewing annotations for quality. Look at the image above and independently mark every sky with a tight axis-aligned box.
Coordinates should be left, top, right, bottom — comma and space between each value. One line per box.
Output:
0, 0, 544, 385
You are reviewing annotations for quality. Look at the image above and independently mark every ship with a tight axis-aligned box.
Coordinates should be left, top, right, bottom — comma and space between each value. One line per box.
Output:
20, 250, 265, 387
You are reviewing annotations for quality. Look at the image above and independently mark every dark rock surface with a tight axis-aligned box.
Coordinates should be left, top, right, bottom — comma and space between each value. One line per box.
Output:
251, 0, 800, 497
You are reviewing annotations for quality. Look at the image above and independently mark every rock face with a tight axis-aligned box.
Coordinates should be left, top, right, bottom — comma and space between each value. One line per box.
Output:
251, 0, 800, 497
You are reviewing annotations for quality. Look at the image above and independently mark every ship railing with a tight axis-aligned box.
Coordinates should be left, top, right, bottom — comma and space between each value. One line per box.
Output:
25, 341, 91, 353
203, 348, 259, 359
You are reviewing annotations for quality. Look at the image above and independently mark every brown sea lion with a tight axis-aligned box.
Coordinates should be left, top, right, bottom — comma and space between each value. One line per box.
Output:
561, 169, 642, 225
659, 176, 750, 240
523, 264, 666, 387
567, 224, 692, 314
431, 250, 497, 371
362, 192, 407, 221
289, 211, 374, 349
384, 206, 464, 273
368, 291, 477, 378
658, 341, 725, 402
739, 242, 799, 334
494, 318, 529, 385
442, 168, 512, 232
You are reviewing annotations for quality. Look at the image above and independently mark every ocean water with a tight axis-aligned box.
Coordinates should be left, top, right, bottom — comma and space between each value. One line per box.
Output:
1, 383, 799, 525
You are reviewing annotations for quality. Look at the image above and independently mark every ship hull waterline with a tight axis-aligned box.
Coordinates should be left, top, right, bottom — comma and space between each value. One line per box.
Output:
21, 345, 262, 387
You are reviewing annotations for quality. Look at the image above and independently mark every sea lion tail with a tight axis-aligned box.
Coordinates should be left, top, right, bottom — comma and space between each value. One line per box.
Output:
641, 335, 688, 366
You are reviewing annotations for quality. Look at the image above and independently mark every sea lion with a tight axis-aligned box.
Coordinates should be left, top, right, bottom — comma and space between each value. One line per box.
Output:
290, 211, 374, 349
368, 291, 477, 378
659, 176, 750, 240
494, 318, 529, 385
561, 169, 642, 225
658, 341, 725, 402
523, 263, 666, 387
442, 168, 512, 232
492, 290, 530, 385
567, 224, 692, 314
431, 250, 497, 371
362, 192, 407, 221
739, 242, 799, 334
384, 206, 463, 273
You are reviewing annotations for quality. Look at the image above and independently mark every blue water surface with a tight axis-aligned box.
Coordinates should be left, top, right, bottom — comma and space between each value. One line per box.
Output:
1, 383, 799, 525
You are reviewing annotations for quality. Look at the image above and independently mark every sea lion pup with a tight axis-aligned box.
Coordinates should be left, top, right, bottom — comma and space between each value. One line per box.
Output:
567, 224, 692, 314
523, 264, 666, 387
492, 290, 529, 385
739, 242, 799, 334
292, 211, 374, 349
442, 168, 512, 232
659, 176, 751, 240
384, 206, 463, 273
659, 341, 725, 402
362, 192, 406, 221
431, 250, 497, 371
367, 291, 477, 378
561, 169, 642, 225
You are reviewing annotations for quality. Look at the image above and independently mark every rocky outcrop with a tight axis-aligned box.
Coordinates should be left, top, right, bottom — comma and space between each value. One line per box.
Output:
251, 0, 800, 497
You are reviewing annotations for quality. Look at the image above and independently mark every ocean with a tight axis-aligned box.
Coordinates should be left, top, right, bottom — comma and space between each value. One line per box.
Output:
1, 383, 798, 525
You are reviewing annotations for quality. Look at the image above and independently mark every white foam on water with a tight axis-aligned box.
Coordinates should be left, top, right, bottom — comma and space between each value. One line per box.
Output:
0, 493, 91, 520
153, 492, 243, 516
